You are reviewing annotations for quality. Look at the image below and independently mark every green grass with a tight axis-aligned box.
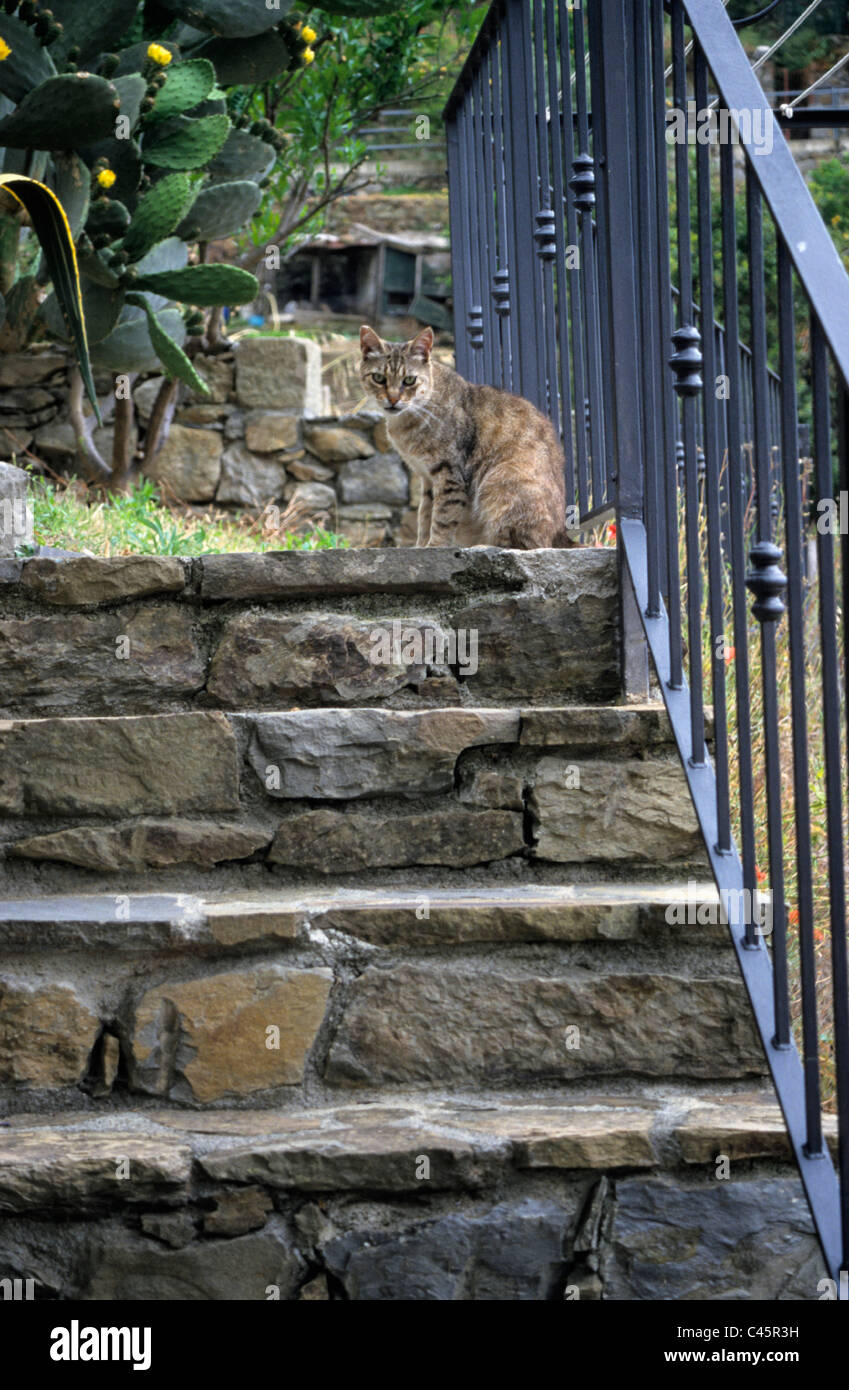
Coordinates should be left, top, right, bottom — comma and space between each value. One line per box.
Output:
18, 472, 348, 557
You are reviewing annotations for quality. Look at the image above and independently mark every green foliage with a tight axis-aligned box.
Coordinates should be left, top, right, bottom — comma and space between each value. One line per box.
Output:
809, 155, 849, 270
22, 471, 349, 555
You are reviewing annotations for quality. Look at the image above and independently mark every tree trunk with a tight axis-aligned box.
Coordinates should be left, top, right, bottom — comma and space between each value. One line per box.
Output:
143, 376, 179, 473
109, 373, 138, 493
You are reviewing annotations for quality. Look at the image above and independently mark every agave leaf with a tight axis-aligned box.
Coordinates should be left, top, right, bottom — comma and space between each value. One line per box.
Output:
0, 174, 100, 423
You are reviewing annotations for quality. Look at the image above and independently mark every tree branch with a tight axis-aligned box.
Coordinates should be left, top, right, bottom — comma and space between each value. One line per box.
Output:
67, 366, 111, 483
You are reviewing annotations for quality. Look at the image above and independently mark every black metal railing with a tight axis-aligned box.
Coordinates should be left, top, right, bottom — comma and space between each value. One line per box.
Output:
445, 0, 849, 1288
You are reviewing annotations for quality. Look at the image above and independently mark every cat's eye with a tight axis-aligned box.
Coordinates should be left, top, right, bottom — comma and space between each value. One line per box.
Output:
403, 375, 417, 386
371, 372, 386, 384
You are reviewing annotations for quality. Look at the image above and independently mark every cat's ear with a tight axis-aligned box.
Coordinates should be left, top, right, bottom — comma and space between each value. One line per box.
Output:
360, 325, 384, 358
408, 326, 434, 361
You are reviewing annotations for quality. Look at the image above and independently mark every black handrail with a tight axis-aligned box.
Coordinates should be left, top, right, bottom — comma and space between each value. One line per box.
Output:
445, 0, 849, 1288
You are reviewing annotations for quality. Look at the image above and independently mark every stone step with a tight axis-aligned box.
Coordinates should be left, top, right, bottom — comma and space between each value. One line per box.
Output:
0, 547, 620, 716
0, 881, 732, 950
0, 882, 766, 1110
0, 1093, 828, 1298
0, 704, 708, 886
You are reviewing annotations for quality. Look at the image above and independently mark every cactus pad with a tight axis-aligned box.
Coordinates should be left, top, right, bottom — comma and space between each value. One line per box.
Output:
0, 74, 120, 150
48, 0, 139, 64
0, 14, 56, 105
43, 277, 125, 346
127, 289, 211, 396
90, 301, 187, 373
207, 127, 275, 184
133, 261, 258, 306
158, 0, 294, 39
191, 30, 294, 85
143, 112, 230, 170
79, 136, 142, 208
176, 178, 261, 242
113, 74, 146, 133
148, 59, 215, 123
122, 171, 193, 261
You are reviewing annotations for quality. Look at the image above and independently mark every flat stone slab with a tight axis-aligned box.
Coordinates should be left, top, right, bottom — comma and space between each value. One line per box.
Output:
198, 545, 616, 601
0, 882, 731, 949
675, 1098, 839, 1162
0, 893, 206, 948
0, 1129, 191, 1212
18, 556, 188, 606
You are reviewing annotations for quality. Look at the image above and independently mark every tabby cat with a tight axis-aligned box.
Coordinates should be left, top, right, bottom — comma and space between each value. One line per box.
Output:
359, 324, 572, 549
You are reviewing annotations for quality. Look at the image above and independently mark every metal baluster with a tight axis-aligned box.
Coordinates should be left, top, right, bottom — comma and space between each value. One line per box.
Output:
634, 0, 659, 617
470, 72, 492, 383
744, 166, 789, 1048
481, 47, 501, 386
491, 34, 513, 392
695, 50, 731, 855
545, 0, 575, 513
503, 0, 543, 406
651, 0, 682, 666
777, 238, 822, 1157
669, 0, 705, 768
719, 137, 758, 950
559, 0, 589, 518
571, 1, 605, 509
811, 314, 849, 1271
459, 99, 484, 372
532, 0, 560, 436
444, 112, 468, 379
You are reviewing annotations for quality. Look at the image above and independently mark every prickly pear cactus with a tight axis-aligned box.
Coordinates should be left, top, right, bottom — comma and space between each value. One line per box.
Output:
0, 0, 310, 395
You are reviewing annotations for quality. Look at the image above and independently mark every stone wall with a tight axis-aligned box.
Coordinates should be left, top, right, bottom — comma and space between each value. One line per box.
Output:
2, 338, 420, 547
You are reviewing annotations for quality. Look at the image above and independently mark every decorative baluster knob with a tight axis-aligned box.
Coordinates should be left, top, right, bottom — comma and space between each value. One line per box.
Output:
569, 152, 595, 211
491, 267, 510, 317
669, 325, 703, 396
533, 208, 557, 260
467, 304, 484, 349
675, 439, 685, 484
746, 539, 787, 623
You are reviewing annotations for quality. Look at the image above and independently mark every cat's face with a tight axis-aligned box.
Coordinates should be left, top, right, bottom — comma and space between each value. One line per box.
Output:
359, 325, 434, 414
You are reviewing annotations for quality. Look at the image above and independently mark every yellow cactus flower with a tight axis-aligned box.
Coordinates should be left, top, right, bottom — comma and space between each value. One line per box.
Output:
302, 47, 315, 64
302, 25, 317, 42
147, 43, 172, 65
97, 168, 117, 189
0, 39, 11, 61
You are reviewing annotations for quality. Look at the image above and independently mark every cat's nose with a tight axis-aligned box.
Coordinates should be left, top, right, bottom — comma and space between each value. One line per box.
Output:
386, 391, 401, 406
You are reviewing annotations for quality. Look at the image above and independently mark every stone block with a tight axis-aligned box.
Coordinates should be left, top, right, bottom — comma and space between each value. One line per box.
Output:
247, 708, 520, 800
303, 425, 374, 463
326, 962, 765, 1086
132, 966, 332, 1101
0, 712, 239, 817
215, 441, 288, 507
0, 1131, 190, 1212
235, 337, 322, 412
145, 423, 222, 501
11, 819, 271, 872
244, 410, 299, 453
207, 612, 453, 708
19, 555, 186, 606
0, 982, 99, 1088
337, 453, 408, 505
268, 806, 525, 871
0, 606, 204, 713
529, 756, 704, 863
0, 461, 30, 557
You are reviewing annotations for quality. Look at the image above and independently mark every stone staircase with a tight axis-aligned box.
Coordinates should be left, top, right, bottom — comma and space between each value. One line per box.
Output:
0, 547, 828, 1300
